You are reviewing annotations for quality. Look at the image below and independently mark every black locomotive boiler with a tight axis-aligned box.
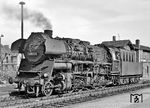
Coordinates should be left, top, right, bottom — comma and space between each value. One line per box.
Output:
9, 30, 142, 97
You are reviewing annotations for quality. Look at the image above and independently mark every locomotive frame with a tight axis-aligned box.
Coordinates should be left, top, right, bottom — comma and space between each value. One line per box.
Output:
9, 30, 142, 97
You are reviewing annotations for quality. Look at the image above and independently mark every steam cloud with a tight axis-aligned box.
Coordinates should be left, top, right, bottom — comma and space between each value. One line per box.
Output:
2, 3, 52, 30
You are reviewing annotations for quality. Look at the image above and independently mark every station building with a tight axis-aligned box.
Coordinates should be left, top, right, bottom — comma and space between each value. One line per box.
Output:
134, 44, 150, 79
0, 45, 18, 79
101, 36, 150, 79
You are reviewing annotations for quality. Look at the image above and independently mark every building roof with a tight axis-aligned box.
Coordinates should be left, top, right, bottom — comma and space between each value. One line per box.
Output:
1, 45, 11, 54
141, 45, 150, 52
133, 44, 150, 52
0, 44, 18, 57
101, 40, 134, 49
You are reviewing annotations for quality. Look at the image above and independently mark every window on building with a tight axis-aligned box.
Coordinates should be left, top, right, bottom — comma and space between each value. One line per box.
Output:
129, 53, 131, 62
5, 65, 8, 71
147, 66, 149, 76
131, 54, 134, 62
12, 65, 15, 70
6, 57, 9, 63
126, 52, 128, 61
123, 51, 125, 61
11, 56, 13, 63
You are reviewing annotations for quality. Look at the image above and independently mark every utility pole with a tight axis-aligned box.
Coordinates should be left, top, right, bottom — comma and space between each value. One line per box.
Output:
0, 34, 4, 71
19, 1, 25, 39
118, 33, 120, 40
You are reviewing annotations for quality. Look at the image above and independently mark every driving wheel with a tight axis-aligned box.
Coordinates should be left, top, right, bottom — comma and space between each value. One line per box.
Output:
43, 82, 54, 96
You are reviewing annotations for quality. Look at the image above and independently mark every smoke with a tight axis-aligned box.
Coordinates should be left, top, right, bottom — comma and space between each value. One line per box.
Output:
23, 9, 52, 30
1, 3, 52, 30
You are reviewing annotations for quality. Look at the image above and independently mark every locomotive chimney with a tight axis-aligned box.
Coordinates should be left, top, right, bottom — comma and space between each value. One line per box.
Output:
135, 39, 140, 62
44, 30, 53, 38
113, 36, 116, 41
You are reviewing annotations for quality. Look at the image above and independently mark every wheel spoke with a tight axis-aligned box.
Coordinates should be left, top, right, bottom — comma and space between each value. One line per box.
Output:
43, 82, 53, 96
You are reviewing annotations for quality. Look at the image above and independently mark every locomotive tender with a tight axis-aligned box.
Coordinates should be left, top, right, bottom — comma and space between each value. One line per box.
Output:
10, 30, 142, 97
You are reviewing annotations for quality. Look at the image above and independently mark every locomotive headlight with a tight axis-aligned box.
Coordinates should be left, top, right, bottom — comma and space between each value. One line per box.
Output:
43, 73, 48, 78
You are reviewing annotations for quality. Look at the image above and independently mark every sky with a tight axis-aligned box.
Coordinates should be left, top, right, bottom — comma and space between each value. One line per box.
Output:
0, 0, 150, 47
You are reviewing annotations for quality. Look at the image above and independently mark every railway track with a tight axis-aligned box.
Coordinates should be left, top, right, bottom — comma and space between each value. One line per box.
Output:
0, 82, 150, 108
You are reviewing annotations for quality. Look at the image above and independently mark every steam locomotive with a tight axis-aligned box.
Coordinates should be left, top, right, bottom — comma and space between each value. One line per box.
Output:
9, 30, 142, 97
